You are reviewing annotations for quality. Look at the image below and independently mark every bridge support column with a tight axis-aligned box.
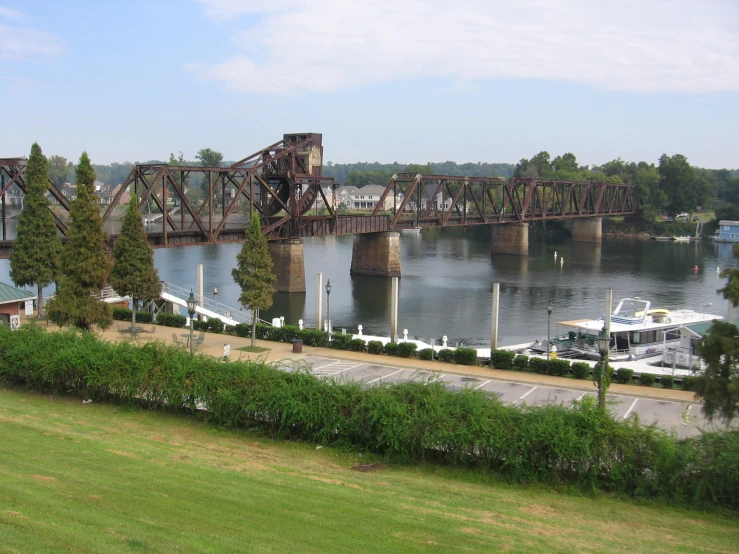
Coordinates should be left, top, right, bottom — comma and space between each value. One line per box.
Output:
491, 223, 528, 256
350, 232, 401, 277
269, 239, 306, 293
571, 217, 603, 243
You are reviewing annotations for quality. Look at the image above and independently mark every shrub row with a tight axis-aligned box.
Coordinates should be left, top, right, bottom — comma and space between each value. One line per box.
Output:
492, 351, 592, 380
112, 307, 154, 324
1, 324, 737, 512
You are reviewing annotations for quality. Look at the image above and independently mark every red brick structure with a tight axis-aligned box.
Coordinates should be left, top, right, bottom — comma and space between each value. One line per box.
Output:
0, 281, 37, 328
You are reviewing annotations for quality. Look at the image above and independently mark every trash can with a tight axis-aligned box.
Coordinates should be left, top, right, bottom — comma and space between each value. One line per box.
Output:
292, 339, 303, 353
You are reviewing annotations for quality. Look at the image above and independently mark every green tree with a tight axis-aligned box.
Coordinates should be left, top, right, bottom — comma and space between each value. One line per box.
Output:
47, 152, 112, 331
9, 143, 62, 318
696, 321, 739, 424
195, 148, 223, 168
110, 195, 161, 328
47, 155, 73, 190
231, 216, 276, 346
658, 154, 709, 214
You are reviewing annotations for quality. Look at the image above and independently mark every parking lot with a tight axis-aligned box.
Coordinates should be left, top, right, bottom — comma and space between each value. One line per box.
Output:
279, 355, 722, 439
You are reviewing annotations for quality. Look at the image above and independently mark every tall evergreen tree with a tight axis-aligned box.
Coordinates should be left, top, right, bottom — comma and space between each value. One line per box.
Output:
9, 143, 62, 318
110, 195, 161, 328
232, 216, 276, 346
47, 152, 112, 331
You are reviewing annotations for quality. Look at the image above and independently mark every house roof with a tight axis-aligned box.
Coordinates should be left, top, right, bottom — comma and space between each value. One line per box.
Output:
718, 220, 739, 226
0, 281, 36, 304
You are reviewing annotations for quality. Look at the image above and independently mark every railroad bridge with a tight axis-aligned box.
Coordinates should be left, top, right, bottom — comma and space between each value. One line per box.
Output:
0, 133, 638, 292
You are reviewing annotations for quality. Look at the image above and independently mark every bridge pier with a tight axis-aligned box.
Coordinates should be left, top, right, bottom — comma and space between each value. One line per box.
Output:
571, 217, 603, 243
350, 232, 401, 277
491, 223, 529, 256
269, 238, 306, 293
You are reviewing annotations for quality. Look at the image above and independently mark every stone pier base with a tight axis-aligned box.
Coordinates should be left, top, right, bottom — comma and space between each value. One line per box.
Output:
491, 223, 529, 256
571, 217, 603, 243
350, 232, 401, 277
269, 239, 306, 293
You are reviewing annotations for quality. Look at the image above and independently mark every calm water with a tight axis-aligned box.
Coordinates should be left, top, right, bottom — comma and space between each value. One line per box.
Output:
2, 221, 737, 346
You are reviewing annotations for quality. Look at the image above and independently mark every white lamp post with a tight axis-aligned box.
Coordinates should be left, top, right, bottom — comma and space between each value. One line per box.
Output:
187, 289, 196, 358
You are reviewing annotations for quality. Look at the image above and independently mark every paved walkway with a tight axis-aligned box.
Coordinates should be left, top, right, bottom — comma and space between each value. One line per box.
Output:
98, 324, 696, 402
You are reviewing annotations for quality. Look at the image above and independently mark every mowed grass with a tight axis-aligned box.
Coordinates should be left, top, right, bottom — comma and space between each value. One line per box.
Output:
1, 389, 737, 554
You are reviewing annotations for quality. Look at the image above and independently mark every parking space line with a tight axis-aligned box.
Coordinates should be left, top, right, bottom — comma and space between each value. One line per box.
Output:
312, 361, 340, 371
623, 398, 639, 420
473, 379, 491, 390
575, 393, 585, 402
329, 363, 364, 376
366, 368, 405, 384
514, 386, 537, 404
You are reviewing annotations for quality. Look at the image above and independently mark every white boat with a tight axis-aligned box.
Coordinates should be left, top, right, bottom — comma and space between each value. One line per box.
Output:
527, 298, 722, 362
673, 236, 691, 242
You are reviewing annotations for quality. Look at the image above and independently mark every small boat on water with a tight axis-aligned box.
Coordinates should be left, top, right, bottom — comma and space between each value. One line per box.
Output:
673, 236, 691, 242
519, 298, 722, 362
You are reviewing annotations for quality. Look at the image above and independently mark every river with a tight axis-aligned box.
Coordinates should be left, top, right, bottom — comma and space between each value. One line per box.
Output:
1, 221, 736, 347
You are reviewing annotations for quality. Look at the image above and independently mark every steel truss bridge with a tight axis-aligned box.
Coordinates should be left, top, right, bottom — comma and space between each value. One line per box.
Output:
0, 133, 638, 258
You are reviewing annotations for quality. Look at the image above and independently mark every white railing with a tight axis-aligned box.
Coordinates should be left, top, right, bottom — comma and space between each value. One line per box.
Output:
159, 281, 271, 327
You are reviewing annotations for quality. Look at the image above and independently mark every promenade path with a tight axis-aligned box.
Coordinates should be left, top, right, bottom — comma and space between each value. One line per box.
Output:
97, 325, 727, 438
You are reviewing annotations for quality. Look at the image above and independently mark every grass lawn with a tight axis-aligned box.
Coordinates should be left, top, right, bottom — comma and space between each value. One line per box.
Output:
1, 388, 737, 554
237, 345, 270, 353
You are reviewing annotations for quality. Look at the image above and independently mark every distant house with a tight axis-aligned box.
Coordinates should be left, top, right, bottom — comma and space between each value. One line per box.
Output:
715, 220, 739, 243
96, 184, 117, 204
0, 281, 36, 328
335, 184, 399, 211
2, 186, 22, 207
61, 183, 76, 202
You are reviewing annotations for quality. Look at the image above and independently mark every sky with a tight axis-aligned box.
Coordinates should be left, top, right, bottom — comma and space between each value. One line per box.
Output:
0, 0, 737, 170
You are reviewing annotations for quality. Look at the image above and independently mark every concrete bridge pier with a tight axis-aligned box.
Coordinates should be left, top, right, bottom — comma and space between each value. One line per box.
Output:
571, 217, 603, 243
491, 223, 529, 256
269, 238, 306, 293
350, 232, 401, 277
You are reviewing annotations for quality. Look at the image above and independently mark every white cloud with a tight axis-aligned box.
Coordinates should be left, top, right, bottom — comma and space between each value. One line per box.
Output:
191, 0, 739, 94
0, 7, 62, 61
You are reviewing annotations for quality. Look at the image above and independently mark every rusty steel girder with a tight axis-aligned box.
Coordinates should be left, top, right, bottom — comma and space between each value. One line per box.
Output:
372, 174, 637, 228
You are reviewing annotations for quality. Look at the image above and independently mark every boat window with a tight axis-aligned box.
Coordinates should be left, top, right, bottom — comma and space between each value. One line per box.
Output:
631, 331, 641, 344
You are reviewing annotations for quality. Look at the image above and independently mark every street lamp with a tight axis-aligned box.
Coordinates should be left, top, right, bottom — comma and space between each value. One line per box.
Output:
325, 279, 332, 343
187, 289, 196, 358
546, 304, 553, 363
596, 323, 610, 409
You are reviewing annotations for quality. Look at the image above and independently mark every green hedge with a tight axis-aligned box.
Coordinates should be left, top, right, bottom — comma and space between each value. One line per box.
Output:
513, 355, 529, 371
548, 359, 571, 377
397, 342, 418, 358
615, 368, 634, 384
348, 338, 366, 352
491, 349, 515, 370
639, 373, 656, 387
529, 358, 548, 374
437, 349, 454, 363
156, 313, 187, 328
385, 342, 399, 356
112, 308, 153, 324
681, 375, 695, 391
454, 347, 478, 366
661, 375, 674, 389
418, 348, 434, 360
2, 324, 738, 512
571, 362, 590, 380
367, 340, 384, 354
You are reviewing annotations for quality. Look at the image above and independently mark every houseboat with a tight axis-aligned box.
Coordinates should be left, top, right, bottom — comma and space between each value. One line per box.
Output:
526, 298, 722, 362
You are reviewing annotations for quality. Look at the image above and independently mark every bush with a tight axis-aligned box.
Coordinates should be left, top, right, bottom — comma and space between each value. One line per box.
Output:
681, 375, 695, 391
529, 358, 548, 374
112, 308, 153, 324
513, 355, 529, 371
384, 342, 400, 356
615, 368, 634, 384
2, 325, 739, 512
192, 320, 209, 332
437, 349, 454, 363
367, 340, 384, 354
419, 348, 434, 360
639, 373, 656, 387
661, 375, 674, 389
571, 362, 590, 379
491, 349, 515, 369
548, 359, 571, 377
347, 338, 366, 352
397, 342, 418, 358
156, 313, 187, 328
454, 347, 478, 366
330, 334, 351, 350
207, 319, 225, 334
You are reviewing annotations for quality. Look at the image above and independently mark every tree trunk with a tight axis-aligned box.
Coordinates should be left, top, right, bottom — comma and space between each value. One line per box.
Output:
251, 309, 257, 347
37, 283, 44, 319
131, 298, 137, 329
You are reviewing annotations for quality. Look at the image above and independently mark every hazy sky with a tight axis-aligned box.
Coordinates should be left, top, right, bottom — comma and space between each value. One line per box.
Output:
1, 0, 737, 168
